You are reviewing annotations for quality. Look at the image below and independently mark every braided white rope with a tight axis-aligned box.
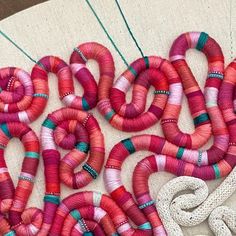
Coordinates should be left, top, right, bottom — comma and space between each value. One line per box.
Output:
156, 167, 236, 236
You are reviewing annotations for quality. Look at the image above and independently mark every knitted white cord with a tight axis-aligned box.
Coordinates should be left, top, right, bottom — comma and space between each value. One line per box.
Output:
208, 206, 236, 236
156, 167, 236, 236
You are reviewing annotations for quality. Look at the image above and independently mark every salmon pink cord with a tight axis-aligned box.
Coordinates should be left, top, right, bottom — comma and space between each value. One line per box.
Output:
160, 32, 228, 166
162, 32, 225, 149
39, 108, 104, 235
71, 42, 173, 132
0, 56, 97, 123
0, 122, 42, 236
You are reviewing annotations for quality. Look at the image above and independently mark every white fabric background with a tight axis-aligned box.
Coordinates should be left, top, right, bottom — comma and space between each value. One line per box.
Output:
0, 0, 235, 235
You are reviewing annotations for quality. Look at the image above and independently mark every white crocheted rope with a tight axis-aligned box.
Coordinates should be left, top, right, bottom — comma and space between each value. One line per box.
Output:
156, 167, 236, 236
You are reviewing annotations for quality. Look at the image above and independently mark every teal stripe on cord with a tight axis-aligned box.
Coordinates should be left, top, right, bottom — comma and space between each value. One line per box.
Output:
122, 138, 135, 154
0, 123, 12, 138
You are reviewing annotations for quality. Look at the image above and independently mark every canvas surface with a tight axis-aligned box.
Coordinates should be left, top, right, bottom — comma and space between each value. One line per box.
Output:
0, 0, 235, 235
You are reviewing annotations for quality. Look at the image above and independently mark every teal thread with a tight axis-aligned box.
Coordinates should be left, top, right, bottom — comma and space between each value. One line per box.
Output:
194, 113, 209, 126
128, 66, 137, 76
114, 0, 145, 58
144, 56, 149, 68
139, 200, 155, 209
138, 222, 152, 230
42, 118, 56, 130
76, 142, 89, 153
0, 123, 12, 138
70, 211, 89, 233
4, 231, 16, 236
33, 93, 49, 99
83, 232, 93, 236
213, 164, 221, 179
207, 72, 224, 80
105, 110, 115, 121
44, 195, 60, 205
196, 32, 209, 51
70, 209, 81, 221
25, 151, 39, 159
83, 163, 98, 179
0, 30, 37, 64
177, 147, 184, 159
122, 138, 135, 154
85, 0, 129, 68
82, 97, 90, 110
36, 61, 47, 71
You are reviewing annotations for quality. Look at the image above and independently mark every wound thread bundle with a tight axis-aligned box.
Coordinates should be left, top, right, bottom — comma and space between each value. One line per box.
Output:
132, 58, 236, 235
50, 191, 152, 235
104, 33, 235, 235
72, 42, 174, 132
163, 32, 225, 149
0, 27, 235, 235
31, 56, 98, 115
39, 107, 104, 235
0, 56, 98, 124
0, 122, 42, 236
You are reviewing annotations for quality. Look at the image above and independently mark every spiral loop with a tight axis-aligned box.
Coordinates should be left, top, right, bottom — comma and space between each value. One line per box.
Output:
50, 191, 152, 235
0, 55, 98, 124
61, 206, 116, 235
39, 107, 104, 235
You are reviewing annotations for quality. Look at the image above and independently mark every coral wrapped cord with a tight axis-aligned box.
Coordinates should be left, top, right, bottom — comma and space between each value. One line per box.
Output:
0, 122, 42, 236
39, 107, 104, 235
0, 56, 97, 123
